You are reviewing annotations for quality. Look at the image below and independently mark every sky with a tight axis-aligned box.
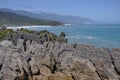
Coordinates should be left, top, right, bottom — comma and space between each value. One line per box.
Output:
0, 0, 120, 23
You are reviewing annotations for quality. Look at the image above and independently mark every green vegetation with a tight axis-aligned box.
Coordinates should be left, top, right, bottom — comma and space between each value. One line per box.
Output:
18, 28, 35, 33
38, 29, 58, 41
0, 22, 3, 26
16, 29, 58, 41
0, 28, 66, 43
59, 32, 66, 37
0, 30, 6, 41
16, 29, 66, 43
0, 29, 13, 41
0, 11, 63, 26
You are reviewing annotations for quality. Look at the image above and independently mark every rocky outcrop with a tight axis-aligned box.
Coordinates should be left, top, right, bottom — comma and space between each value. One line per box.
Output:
0, 39, 120, 80
4, 29, 67, 45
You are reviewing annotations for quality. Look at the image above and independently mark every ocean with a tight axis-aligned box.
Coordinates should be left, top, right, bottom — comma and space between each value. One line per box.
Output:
23, 24, 120, 48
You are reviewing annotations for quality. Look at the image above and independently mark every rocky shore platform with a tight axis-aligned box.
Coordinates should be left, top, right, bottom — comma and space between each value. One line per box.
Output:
0, 29, 120, 80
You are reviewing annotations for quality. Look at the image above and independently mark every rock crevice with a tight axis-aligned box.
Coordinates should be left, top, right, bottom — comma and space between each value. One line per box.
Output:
0, 29, 120, 80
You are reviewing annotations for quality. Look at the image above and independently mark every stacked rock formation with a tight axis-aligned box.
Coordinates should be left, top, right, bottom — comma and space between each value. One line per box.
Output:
0, 29, 120, 80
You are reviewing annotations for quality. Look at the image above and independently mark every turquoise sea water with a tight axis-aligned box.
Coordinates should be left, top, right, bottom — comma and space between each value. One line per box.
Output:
28, 24, 120, 48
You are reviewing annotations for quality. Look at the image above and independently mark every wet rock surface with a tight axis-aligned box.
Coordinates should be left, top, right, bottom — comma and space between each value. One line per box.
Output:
0, 40, 120, 80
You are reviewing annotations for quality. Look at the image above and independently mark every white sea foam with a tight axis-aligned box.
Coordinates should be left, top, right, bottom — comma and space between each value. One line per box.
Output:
86, 36, 94, 40
64, 24, 71, 26
7, 25, 51, 29
67, 35, 96, 40
67, 35, 82, 39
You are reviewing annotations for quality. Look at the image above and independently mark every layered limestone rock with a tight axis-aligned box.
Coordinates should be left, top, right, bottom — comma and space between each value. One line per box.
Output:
0, 39, 120, 80
4, 29, 67, 45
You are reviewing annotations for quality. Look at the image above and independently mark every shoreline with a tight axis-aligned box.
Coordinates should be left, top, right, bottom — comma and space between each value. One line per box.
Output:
0, 28, 120, 79
6, 23, 71, 29
5, 25, 120, 48
7, 25, 51, 29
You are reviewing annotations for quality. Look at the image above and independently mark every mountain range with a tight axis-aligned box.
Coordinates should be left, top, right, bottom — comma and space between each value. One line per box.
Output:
0, 8, 93, 24
0, 9, 62, 26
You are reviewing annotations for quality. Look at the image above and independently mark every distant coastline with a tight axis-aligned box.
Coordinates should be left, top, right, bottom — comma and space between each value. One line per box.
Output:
5, 24, 120, 48
7, 25, 51, 29
6, 24, 71, 29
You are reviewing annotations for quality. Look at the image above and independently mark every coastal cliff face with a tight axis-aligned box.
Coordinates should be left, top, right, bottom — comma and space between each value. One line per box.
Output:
0, 29, 120, 80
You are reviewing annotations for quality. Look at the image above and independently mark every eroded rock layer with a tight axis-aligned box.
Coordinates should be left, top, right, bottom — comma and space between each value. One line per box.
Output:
0, 39, 120, 80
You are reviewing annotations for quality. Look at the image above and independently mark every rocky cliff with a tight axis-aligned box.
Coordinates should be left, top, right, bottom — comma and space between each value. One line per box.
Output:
0, 29, 120, 80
